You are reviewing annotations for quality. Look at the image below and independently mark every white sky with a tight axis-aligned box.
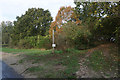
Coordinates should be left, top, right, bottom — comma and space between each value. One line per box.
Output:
0, 0, 76, 23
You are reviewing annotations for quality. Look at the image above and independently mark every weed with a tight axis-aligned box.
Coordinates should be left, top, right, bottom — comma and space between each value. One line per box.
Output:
28, 66, 44, 72
18, 59, 25, 64
85, 50, 113, 72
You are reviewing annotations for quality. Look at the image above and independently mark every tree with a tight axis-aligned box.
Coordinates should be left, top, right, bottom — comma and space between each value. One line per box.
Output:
1, 21, 13, 44
74, 2, 120, 43
13, 8, 52, 38
55, 22, 92, 50
49, 6, 81, 37
11, 8, 53, 45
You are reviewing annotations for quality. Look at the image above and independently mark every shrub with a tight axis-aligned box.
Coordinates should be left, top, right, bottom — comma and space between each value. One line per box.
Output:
55, 22, 92, 50
24, 36, 37, 48
36, 35, 51, 49
17, 35, 51, 49
17, 39, 32, 49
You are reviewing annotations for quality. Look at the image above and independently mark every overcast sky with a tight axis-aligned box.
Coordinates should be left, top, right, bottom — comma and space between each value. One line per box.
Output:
0, 0, 76, 22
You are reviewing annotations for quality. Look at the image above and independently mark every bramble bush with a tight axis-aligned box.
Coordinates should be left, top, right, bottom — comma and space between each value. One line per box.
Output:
17, 35, 51, 49
55, 22, 93, 50
36, 35, 51, 49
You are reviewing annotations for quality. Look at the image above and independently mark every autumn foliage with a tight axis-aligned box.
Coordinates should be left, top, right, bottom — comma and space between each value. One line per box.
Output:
49, 6, 81, 38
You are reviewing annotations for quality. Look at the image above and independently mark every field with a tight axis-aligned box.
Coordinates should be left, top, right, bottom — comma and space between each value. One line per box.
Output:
1, 43, 119, 78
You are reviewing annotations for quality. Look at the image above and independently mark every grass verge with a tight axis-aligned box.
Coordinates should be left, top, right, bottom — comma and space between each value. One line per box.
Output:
2, 47, 52, 55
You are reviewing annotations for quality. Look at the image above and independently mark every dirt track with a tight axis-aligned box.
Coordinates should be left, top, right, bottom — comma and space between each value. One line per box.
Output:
2, 52, 37, 78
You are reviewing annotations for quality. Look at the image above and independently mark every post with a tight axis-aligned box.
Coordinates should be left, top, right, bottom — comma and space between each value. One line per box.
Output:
52, 30, 55, 54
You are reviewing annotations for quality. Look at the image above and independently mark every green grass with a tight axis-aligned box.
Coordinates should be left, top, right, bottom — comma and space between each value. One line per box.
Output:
2, 47, 86, 78
18, 59, 25, 64
1, 47, 86, 78
60, 55, 80, 78
85, 50, 118, 73
2, 47, 52, 54
26, 49, 86, 78
54, 50, 63, 54
2, 47, 118, 78
66, 48, 87, 53
85, 51, 108, 71
28, 66, 44, 72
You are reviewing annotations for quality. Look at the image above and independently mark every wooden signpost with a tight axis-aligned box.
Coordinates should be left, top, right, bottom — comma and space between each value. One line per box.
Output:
52, 30, 56, 53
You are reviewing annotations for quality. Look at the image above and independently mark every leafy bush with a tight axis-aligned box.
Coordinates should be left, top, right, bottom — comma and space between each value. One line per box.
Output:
17, 39, 32, 49
73, 25, 92, 49
24, 36, 37, 48
55, 22, 92, 50
36, 35, 51, 49
17, 35, 51, 49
